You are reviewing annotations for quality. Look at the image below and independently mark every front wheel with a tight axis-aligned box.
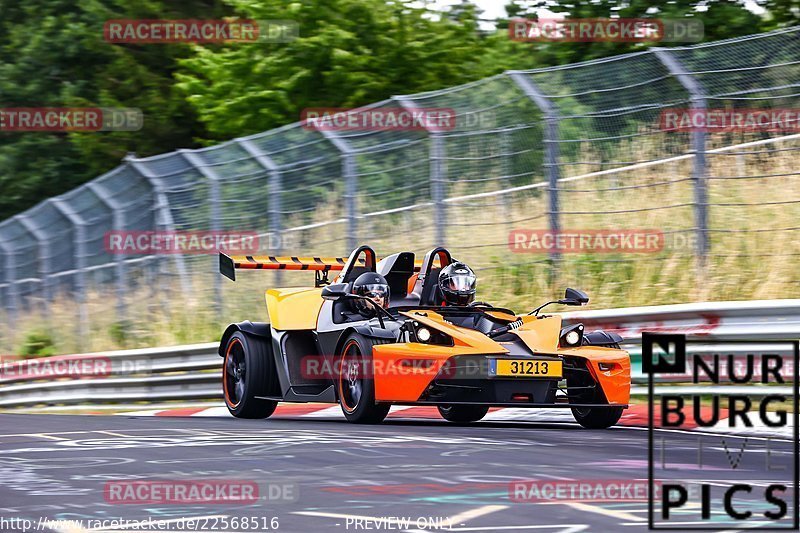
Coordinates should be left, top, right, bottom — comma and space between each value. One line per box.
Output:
568, 369, 623, 429
571, 405, 624, 429
337, 333, 391, 424
223, 331, 278, 419
438, 405, 489, 423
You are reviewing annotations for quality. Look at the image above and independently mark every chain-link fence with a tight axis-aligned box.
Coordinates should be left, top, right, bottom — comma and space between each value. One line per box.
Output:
2, 26, 799, 352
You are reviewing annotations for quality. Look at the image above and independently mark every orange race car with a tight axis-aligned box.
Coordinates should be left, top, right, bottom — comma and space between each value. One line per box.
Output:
218, 245, 631, 428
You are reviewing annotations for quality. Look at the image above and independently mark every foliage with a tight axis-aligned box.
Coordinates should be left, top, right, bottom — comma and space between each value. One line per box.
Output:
0, 0, 794, 221
19, 329, 57, 357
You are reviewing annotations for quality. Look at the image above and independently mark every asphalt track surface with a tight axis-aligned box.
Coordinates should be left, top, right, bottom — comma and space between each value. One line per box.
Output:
0, 412, 796, 533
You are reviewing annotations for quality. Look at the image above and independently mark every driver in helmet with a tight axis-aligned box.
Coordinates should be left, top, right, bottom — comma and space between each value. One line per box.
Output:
438, 262, 477, 306
351, 272, 391, 313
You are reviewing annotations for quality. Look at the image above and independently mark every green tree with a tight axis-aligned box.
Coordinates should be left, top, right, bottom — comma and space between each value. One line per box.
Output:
0, 0, 225, 220
175, 0, 495, 140
489, 0, 770, 68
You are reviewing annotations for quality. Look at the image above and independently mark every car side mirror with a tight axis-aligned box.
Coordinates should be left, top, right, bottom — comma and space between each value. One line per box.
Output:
560, 287, 589, 306
321, 283, 350, 301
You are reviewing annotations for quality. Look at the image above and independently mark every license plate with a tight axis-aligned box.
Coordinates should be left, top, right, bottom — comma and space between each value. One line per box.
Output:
494, 359, 562, 378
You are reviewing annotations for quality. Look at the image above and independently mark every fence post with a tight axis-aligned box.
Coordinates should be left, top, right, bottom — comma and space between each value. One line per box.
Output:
507, 71, 561, 265
653, 48, 709, 265
237, 138, 284, 284
50, 198, 89, 350
124, 157, 192, 297
500, 129, 515, 225
180, 150, 223, 319
394, 96, 446, 247
316, 128, 358, 252
87, 181, 127, 324
0, 239, 18, 346
15, 214, 53, 314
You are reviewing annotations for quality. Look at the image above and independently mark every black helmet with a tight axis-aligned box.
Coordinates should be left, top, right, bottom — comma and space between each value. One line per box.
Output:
438, 262, 476, 306
351, 272, 390, 313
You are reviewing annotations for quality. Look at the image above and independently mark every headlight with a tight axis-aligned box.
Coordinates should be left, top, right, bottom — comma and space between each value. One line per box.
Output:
564, 330, 581, 346
417, 327, 432, 342
408, 320, 454, 346
559, 324, 584, 347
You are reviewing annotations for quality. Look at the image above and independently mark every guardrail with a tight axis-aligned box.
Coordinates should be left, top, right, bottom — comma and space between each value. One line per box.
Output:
0, 299, 797, 408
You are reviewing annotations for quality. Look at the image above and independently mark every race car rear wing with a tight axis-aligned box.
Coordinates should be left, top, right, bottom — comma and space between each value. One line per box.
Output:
219, 252, 423, 284
219, 253, 356, 281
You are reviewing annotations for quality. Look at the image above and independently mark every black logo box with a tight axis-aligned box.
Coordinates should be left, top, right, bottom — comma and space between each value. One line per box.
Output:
645, 334, 800, 531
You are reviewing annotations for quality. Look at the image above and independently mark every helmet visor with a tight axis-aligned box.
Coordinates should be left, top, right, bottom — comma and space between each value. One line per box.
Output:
355, 283, 390, 308
443, 273, 476, 293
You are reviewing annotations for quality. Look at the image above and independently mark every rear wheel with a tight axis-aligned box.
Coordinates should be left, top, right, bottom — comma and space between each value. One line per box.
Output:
223, 331, 278, 419
568, 367, 623, 429
337, 333, 390, 424
438, 405, 489, 423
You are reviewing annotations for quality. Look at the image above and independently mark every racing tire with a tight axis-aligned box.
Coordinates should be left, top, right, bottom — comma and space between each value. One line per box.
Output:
336, 332, 391, 424
568, 369, 623, 429
223, 331, 279, 419
571, 405, 624, 429
437, 405, 489, 423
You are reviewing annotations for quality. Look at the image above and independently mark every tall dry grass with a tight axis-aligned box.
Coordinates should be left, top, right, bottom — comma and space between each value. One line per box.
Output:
4, 135, 798, 354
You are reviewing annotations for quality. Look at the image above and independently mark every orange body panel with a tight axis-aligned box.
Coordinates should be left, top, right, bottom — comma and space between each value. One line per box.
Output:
510, 315, 561, 353
373, 310, 508, 402
370, 310, 630, 405
372, 343, 499, 402
558, 345, 632, 404
399, 310, 509, 349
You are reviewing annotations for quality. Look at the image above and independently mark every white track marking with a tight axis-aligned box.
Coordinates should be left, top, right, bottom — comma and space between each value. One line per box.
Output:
29, 433, 70, 441
93, 430, 130, 437
389, 405, 418, 413
483, 408, 574, 422
116, 408, 163, 416
413, 525, 589, 532
446, 504, 508, 525
294, 504, 506, 531
298, 405, 345, 418
186, 406, 231, 417
563, 501, 644, 522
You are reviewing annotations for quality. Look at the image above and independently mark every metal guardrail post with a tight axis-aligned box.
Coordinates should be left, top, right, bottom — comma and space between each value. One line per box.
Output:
507, 72, 561, 265
237, 138, 284, 285
653, 48, 709, 265
394, 96, 446, 247
50, 198, 89, 349
124, 156, 192, 297
316, 128, 358, 252
180, 150, 223, 318
87, 181, 128, 323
